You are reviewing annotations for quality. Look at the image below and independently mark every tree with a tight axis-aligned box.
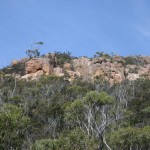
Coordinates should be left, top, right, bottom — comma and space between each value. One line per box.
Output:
26, 42, 43, 58
0, 104, 30, 149
107, 126, 150, 150
32, 129, 96, 150
127, 79, 150, 127
55, 51, 74, 66
65, 91, 115, 150
83, 91, 115, 150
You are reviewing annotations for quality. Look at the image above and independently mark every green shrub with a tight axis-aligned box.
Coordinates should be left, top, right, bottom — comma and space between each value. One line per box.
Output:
107, 126, 150, 150
55, 51, 75, 66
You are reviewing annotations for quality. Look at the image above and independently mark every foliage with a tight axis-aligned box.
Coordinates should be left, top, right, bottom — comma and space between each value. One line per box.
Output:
2, 62, 25, 76
94, 51, 111, 59
64, 91, 115, 149
32, 129, 97, 150
55, 51, 75, 66
84, 91, 114, 106
0, 73, 150, 149
32, 138, 64, 150
0, 104, 30, 150
107, 126, 150, 150
124, 56, 146, 66
26, 42, 43, 58
126, 79, 150, 127
26, 49, 40, 58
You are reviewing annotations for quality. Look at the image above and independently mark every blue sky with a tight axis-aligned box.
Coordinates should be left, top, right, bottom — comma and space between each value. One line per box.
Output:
1, 0, 150, 68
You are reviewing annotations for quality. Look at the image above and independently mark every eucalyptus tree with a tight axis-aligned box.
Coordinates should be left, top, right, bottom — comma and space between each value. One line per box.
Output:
26, 42, 43, 58
65, 91, 116, 150
0, 104, 30, 149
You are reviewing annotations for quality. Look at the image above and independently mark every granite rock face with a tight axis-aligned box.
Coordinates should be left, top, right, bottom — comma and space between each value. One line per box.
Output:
10, 54, 150, 85
20, 54, 56, 81
53, 67, 64, 77
25, 58, 53, 75
72, 57, 125, 84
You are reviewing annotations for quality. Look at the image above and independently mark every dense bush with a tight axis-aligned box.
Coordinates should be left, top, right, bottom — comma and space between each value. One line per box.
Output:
55, 51, 76, 66
0, 74, 149, 149
107, 126, 150, 150
124, 56, 146, 66
0, 104, 30, 150
32, 129, 97, 150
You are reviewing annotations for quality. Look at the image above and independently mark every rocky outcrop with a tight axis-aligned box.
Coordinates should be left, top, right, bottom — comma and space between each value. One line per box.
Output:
141, 56, 150, 64
8, 54, 150, 85
25, 58, 53, 75
72, 57, 125, 84
11, 58, 29, 66
20, 54, 57, 81
44, 53, 56, 66
63, 63, 72, 70
124, 63, 150, 80
53, 67, 64, 77
72, 57, 92, 81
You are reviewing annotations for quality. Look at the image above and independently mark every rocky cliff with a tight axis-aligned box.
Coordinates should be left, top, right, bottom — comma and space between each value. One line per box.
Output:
2, 53, 150, 86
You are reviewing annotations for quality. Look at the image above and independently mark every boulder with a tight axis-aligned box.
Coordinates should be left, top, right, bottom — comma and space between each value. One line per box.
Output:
44, 53, 56, 66
25, 58, 53, 75
67, 71, 77, 82
53, 67, 64, 76
143, 56, 150, 64
21, 70, 44, 81
34, 70, 44, 79
64, 63, 71, 70
21, 74, 34, 81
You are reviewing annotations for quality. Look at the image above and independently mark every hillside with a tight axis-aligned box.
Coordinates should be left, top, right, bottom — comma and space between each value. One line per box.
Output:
0, 52, 150, 150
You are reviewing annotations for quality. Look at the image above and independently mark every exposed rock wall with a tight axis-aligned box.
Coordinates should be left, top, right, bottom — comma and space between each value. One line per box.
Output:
21, 54, 56, 81
25, 58, 53, 75
9, 54, 150, 85
71, 56, 150, 85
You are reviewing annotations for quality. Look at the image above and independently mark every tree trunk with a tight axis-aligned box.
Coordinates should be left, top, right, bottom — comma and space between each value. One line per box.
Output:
97, 136, 104, 150
97, 135, 112, 150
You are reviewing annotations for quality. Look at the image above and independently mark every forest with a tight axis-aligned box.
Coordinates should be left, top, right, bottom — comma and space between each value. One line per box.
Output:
0, 51, 150, 150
